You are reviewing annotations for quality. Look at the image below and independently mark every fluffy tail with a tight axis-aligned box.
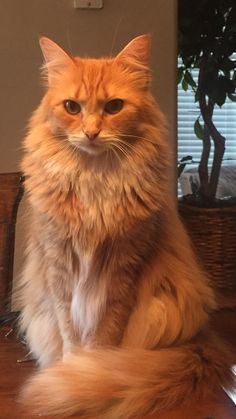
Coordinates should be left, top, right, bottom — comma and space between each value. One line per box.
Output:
20, 333, 235, 419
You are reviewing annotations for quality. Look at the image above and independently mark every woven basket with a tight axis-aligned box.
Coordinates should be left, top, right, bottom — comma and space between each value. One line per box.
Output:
178, 202, 236, 292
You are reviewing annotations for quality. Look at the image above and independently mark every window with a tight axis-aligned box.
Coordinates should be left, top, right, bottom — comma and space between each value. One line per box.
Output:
178, 59, 236, 197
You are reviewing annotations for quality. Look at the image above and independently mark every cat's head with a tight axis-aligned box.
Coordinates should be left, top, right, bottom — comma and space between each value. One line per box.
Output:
39, 35, 153, 157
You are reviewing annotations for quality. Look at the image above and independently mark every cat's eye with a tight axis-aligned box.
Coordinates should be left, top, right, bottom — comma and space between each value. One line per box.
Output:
104, 99, 124, 114
63, 100, 81, 115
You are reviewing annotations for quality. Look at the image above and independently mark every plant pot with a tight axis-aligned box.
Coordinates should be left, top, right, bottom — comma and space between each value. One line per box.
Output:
178, 201, 236, 307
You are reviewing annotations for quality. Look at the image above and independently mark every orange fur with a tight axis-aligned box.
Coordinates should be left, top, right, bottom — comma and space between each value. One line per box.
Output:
17, 35, 235, 418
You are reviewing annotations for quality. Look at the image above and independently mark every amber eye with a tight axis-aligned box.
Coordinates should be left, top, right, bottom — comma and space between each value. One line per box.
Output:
104, 99, 124, 114
63, 100, 81, 115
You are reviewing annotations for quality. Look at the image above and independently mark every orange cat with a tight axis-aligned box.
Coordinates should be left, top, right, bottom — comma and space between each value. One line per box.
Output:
17, 35, 234, 418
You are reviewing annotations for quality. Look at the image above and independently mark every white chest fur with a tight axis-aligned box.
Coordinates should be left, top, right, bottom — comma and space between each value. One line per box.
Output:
70, 252, 107, 345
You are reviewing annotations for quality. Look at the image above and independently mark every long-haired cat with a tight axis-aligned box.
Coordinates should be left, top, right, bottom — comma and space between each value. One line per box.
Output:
17, 35, 234, 418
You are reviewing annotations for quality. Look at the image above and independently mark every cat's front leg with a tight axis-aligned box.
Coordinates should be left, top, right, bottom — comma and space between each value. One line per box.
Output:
47, 266, 77, 359
18, 240, 63, 368
81, 271, 139, 349
43, 230, 81, 358
89, 293, 136, 348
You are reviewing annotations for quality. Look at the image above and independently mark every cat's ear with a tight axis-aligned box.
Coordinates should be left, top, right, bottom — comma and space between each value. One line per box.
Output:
39, 37, 74, 84
116, 34, 151, 68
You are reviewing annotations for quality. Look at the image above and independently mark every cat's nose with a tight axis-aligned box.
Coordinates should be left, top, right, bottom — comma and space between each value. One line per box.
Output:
84, 130, 101, 142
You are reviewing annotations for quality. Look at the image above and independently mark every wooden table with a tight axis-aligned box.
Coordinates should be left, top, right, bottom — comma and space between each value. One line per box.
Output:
0, 310, 235, 419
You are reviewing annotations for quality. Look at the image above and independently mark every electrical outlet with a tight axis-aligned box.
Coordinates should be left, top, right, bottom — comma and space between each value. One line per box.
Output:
74, 0, 103, 9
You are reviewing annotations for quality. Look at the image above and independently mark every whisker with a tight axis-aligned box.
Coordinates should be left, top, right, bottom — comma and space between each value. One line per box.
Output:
114, 139, 144, 158
108, 138, 144, 161
109, 141, 128, 164
116, 132, 157, 146
110, 148, 122, 166
45, 136, 80, 163
107, 143, 124, 166
109, 141, 134, 166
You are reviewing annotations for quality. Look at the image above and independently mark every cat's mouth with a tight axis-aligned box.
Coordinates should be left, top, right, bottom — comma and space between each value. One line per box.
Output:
69, 136, 106, 155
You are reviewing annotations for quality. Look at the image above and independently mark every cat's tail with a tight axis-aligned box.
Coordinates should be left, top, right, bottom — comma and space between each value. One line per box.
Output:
20, 333, 235, 419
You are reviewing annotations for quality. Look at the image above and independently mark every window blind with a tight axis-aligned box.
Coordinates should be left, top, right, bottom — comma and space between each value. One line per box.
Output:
177, 59, 236, 196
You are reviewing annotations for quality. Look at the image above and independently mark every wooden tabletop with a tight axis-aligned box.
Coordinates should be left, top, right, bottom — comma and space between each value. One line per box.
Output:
0, 310, 235, 419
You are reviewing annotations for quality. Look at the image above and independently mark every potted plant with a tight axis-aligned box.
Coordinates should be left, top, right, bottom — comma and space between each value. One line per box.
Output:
177, 0, 236, 303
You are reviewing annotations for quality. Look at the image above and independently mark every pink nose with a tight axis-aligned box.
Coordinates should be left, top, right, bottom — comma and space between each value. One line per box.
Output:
84, 130, 100, 142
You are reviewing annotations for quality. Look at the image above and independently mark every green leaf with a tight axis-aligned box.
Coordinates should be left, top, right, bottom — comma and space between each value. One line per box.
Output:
177, 67, 184, 84
194, 119, 204, 140
212, 76, 230, 107
182, 56, 195, 68
220, 76, 235, 94
182, 77, 188, 92
180, 155, 193, 163
177, 163, 186, 178
184, 70, 197, 89
228, 93, 236, 102
223, 70, 231, 79
194, 56, 202, 67
220, 58, 236, 72
178, 156, 193, 178
215, 90, 226, 107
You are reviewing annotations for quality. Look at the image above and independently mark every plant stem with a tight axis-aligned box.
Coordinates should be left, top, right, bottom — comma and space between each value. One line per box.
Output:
198, 111, 213, 196
198, 54, 226, 200
208, 134, 225, 198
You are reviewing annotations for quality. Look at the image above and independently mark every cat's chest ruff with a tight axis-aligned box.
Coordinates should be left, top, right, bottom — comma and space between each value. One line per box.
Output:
77, 175, 128, 223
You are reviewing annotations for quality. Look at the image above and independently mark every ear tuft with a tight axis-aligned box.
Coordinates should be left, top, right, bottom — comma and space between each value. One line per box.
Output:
39, 37, 74, 83
116, 34, 151, 67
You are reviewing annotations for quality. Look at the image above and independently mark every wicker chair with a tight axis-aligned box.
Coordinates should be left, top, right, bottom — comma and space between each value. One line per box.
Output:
0, 172, 24, 314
